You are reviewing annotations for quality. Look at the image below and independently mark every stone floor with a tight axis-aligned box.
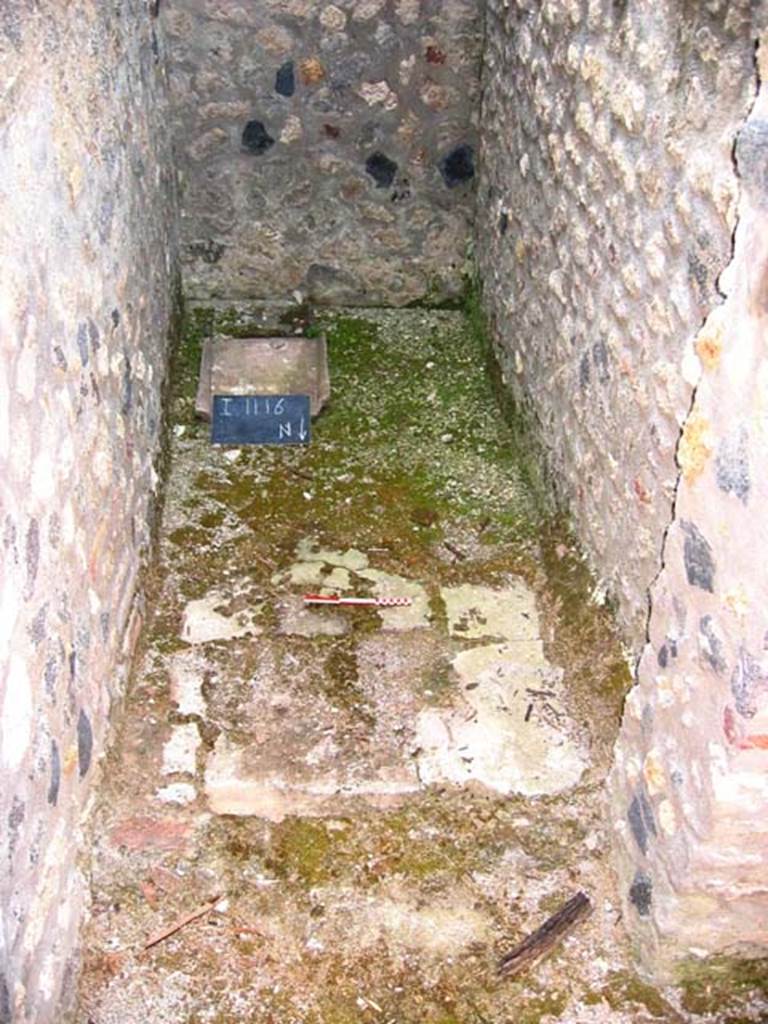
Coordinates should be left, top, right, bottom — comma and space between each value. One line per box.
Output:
73, 310, 767, 1023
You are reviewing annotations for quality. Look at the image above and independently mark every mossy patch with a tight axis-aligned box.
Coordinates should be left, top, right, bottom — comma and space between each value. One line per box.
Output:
268, 818, 340, 887
677, 955, 768, 1019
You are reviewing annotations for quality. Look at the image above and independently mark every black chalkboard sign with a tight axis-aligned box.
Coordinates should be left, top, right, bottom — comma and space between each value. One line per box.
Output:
211, 394, 311, 445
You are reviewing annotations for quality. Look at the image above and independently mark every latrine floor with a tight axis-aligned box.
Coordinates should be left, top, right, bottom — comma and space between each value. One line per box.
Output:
74, 310, 754, 1023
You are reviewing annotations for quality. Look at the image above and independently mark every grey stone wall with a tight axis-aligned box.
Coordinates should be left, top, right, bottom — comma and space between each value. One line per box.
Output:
0, 3, 178, 1020
476, 0, 760, 648
161, 0, 482, 306
609, 41, 768, 978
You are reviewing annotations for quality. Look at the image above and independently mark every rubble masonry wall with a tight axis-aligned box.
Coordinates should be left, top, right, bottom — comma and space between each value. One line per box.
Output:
161, 0, 483, 306
0, 3, 178, 1019
477, 0, 768, 976
476, 0, 760, 647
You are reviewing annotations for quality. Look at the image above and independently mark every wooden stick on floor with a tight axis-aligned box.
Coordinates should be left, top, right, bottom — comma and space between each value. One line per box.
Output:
143, 893, 224, 951
497, 891, 592, 978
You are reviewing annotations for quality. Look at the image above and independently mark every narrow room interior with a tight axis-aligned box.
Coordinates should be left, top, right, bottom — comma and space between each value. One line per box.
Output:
1, 2, 767, 1022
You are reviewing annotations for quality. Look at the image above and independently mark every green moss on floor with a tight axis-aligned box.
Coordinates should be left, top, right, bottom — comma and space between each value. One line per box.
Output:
677, 956, 768, 1019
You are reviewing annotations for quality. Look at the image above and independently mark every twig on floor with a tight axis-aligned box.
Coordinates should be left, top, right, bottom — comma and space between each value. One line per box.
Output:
497, 891, 592, 978
443, 540, 467, 561
251, 549, 277, 571
142, 893, 225, 951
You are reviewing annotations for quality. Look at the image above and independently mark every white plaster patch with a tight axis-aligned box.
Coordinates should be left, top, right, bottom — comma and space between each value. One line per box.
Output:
162, 723, 201, 776
168, 651, 207, 716
156, 782, 197, 805
1, 654, 33, 770
180, 591, 262, 644
339, 889, 491, 955
414, 642, 586, 797
441, 581, 540, 641
204, 736, 418, 821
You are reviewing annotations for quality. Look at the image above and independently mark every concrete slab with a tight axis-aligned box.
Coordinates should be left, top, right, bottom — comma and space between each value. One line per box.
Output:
442, 580, 540, 641
180, 590, 262, 644
415, 642, 587, 796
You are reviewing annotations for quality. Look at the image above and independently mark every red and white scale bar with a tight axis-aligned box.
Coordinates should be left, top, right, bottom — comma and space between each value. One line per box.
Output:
303, 593, 412, 607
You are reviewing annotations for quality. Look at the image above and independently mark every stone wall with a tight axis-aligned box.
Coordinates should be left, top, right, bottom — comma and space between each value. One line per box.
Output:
0, 3, 178, 1020
476, 0, 760, 648
161, 0, 482, 306
609, 40, 768, 978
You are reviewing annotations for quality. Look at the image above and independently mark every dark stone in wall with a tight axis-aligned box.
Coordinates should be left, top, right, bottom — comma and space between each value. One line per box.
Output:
28, 605, 47, 648
3, 516, 17, 559
681, 520, 715, 592
44, 658, 58, 701
25, 519, 40, 598
77, 709, 93, 778
48, 740, 60, 806
8, 797, 25, 858
499, 210, 508, 235
48, 516, 60, 548
699, 615, 726, 674
97, 196, 115, 244
390, 177, 411, 203
0, 973, 10, 1024
579, 352, 590, 389
87, 318, 100, 351
305, 262, 358, 302
365, 152, 398, 188
188, 239, 225, 264
629, 871, 653, 916
687, 249, 709, 292
715, 426, 750, 503
121, 354, 133, 416
275, 61, 295, 97
628, 789, 656, 855
735, 119, 768, 205
731, 646, 768, 719
1, 7, 23, 49
53, 345, 68, 370
439, 144, 475, 187
242, 120, 275, 154
657, 644, 668, 668
641, 703, 654, 733
592, 338, 610, 382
